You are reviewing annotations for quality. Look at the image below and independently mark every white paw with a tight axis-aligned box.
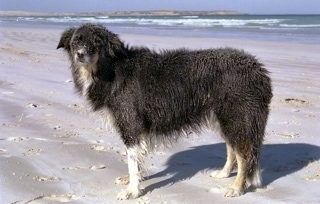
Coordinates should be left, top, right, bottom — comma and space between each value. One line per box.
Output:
117, 188, 140, 200
210, 170, 230, 179
115, 175, 129, 185
224, 187, 243, 197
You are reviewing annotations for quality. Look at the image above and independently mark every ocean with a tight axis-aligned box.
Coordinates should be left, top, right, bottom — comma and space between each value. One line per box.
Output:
1, 14, 319, 44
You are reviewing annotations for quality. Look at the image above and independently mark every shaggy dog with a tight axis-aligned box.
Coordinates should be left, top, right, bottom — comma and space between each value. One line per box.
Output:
57, 23, 272, 200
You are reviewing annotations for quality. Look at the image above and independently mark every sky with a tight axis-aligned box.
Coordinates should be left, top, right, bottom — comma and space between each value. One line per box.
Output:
0, 0, 319, 14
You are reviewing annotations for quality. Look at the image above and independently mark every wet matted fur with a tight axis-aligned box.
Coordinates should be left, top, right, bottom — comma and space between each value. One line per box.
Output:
57, 23, 272, 200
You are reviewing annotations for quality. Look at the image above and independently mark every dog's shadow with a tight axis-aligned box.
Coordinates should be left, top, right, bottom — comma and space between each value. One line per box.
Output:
144, 143, 320, 194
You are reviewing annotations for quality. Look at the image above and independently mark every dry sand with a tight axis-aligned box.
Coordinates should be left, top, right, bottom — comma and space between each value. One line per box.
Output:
0, 25, 320, 204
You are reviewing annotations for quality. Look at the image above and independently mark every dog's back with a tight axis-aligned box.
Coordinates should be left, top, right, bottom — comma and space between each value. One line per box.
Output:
123, 47, 271, 137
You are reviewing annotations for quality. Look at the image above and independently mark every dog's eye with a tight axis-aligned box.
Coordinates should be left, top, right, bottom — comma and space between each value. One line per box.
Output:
77, 35, 83, 41
94, 38, 101, 44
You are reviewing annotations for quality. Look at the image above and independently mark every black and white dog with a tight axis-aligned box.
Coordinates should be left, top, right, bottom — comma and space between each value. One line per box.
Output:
57, 23, 272, 200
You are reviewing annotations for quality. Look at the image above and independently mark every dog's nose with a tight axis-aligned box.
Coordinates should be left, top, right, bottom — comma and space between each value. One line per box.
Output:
77, 50, 84, 58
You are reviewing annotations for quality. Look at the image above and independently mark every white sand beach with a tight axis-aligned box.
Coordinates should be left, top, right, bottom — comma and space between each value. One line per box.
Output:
0, 25, 320, 203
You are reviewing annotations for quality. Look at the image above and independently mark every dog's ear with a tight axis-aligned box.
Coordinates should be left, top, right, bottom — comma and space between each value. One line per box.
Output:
57, 28, 76, 50
106, 32, 126, 58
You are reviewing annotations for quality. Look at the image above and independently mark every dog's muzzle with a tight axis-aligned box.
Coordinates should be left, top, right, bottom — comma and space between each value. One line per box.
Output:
75, 48, 89, 63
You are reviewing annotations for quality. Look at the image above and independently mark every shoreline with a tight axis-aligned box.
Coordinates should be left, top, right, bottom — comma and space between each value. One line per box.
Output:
1, 24, 320, 203
0, 10, 246, 17
1, 21, 319, 45
1, 22, 319, 49
1, 14, 320, 45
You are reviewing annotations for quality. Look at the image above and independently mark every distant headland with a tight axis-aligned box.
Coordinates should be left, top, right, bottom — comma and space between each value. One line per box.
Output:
0, 10, 246, 17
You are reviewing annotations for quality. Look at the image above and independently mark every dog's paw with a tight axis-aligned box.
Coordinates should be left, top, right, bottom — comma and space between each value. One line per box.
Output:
117, 188, 140, 200
115, 175, 129, 185
224, 187, 243, 197
210, 170, 230, 179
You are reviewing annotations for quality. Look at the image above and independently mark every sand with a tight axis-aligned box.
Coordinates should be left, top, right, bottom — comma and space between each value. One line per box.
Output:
0, 25, 320, 204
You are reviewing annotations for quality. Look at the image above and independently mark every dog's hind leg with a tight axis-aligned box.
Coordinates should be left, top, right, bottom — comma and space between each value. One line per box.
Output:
215, 107, 264, 197
224, 146, 247, 197
211, 143, 236, 178
117, 138, 147, 200
224, 141, 261, 197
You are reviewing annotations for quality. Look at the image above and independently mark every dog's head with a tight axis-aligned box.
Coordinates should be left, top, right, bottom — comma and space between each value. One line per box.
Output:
57, 23, 125, 67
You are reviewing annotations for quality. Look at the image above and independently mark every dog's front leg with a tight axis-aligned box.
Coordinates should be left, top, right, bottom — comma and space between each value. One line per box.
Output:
117, 145, 142, 200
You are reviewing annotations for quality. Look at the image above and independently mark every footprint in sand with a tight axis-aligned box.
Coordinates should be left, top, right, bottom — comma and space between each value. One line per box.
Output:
53, 125, 63, 130
0, 148, 10, 157
91, 145, 110, 152
209, 186, 225, 194
62, 164, 106, 171
54, 131, 79, 138
25, 102, 52, 108
23, 148, 44, 156
2, 137, 29, 142
15, 193, 81, 203
1, 122, 16, 128
276, 131, 300, 138
137, 197, 151, 204
62, 166, 87, 170
33, 176, 60, 182
210, 185, 273, 194
254, 186, 274, 193
305, 174, 320, 181
61, 141, 80, 145
89, 165, 107, 170
0, 148, 7, 153
26, 103, 38, 108
91, 139, 104, 144
284, 98, 311, 107
40, 194, 81, 202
